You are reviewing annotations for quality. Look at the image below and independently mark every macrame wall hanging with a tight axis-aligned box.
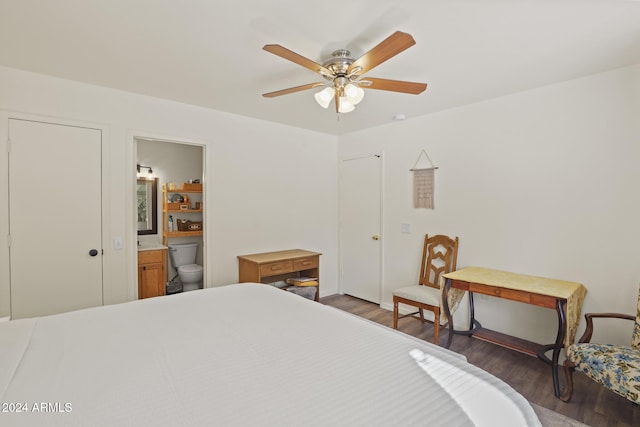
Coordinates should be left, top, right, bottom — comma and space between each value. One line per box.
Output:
410, 149, 438, 209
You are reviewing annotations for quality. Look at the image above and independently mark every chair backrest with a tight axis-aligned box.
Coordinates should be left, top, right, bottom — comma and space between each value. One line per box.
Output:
632, 288, 640, 349
419, 234, 459, 289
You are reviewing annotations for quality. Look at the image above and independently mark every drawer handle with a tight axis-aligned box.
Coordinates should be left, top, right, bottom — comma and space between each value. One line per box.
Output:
271, 266, 282, 271
301, 261, 311, 265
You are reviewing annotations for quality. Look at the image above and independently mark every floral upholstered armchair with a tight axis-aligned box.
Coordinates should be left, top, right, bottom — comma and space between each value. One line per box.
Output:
561, 288, 640, 403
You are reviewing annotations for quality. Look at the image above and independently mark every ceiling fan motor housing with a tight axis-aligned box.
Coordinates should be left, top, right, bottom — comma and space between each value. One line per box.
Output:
322, 49, 354, 77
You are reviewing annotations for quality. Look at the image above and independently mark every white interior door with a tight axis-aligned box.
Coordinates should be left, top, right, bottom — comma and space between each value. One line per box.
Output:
340, 155, 382, 303
8, 119, 103, 319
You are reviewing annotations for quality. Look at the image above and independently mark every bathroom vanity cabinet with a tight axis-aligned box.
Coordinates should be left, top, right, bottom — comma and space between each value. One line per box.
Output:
138, 248, 167, 299
162, 184, 203, 246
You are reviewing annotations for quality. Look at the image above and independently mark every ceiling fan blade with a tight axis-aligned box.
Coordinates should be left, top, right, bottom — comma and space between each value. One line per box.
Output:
361, 77, 427, 94
347, 31, 416, 76
263, 44, 333, 77
262, 82, 325, 98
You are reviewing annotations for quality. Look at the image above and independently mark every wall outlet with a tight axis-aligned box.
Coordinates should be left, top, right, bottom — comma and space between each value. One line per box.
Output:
401, 223, 411, 234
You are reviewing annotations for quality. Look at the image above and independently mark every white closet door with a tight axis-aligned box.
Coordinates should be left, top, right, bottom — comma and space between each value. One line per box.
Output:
8, 119, 103, 319
340, 155, 382, 303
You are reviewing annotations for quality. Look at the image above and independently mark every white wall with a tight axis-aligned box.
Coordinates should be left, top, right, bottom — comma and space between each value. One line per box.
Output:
339, 65, 640, 345
0, 65, 339, 317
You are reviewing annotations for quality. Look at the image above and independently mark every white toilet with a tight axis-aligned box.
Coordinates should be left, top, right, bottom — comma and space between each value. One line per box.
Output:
168, 243, 203, 292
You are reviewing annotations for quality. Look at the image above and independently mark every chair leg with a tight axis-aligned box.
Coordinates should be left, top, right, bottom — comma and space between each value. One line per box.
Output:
433, 307, 440, 345
560, 360, 576, 402
393, 300, 399, 329
419, 308, 424, 322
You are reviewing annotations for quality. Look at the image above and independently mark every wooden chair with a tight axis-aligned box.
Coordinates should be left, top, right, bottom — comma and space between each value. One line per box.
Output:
561, 288, 640, 403
392, 234, 459, 345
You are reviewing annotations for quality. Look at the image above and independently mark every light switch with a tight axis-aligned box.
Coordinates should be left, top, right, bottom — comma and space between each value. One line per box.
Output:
401, 223, 411, 234
114, 236, 123, 250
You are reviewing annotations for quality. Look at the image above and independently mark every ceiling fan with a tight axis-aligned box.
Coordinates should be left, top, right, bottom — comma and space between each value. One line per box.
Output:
262, 31, 427, 114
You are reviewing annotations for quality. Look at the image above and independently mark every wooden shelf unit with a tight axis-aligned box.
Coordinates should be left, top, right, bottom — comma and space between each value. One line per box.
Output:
237, 249, 321, 301
162, 185, 203, 246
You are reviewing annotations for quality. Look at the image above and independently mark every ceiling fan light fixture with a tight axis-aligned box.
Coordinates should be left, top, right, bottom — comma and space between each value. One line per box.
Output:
344, 83, 365, 105
338, 97, 355, 113
314, 87, 334, 109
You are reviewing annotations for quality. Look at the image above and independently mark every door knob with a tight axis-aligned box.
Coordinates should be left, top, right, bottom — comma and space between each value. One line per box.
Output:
89, 249, 99, 257
372, 235, 380, 241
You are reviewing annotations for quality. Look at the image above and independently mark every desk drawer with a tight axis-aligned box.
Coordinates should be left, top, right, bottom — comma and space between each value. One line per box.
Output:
293, 257, 318, 271
260, 261, 293, 276
469, 283, 532, 304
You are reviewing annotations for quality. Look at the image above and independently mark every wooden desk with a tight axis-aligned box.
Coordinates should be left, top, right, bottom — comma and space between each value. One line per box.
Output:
238, 249, 321, 301
442, 267, 586, 398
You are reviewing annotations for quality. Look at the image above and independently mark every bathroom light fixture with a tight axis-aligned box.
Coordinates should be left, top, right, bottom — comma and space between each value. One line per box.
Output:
137, 164, 153, 174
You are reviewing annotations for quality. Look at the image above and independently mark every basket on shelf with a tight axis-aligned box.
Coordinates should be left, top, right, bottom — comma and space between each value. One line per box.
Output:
181, 183, 202, 191
176, 219, 203, 232
167, 202, 187, 210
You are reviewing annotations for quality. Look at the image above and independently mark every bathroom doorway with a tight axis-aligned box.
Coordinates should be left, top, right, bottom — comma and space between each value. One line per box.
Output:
135, 136, 205, 297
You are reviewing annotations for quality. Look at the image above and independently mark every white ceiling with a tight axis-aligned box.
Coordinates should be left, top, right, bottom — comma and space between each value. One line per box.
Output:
1, 1, 639, 135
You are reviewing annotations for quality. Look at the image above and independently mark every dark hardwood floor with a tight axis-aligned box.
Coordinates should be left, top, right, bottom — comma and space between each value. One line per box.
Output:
320, 294, 640, 427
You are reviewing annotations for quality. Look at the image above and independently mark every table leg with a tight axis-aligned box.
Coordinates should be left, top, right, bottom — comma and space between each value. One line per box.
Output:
468, 291, 476, 331
537, 299, 567, 397
443, 280, 482, 349
443, 278, 454, 349
552, 298, 567, 397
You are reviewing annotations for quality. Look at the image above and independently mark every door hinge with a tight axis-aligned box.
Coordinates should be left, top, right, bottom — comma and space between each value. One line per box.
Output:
7, 234, 11, 248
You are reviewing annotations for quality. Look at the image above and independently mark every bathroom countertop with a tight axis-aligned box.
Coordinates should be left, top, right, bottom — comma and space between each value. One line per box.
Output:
137, 244, 168, 252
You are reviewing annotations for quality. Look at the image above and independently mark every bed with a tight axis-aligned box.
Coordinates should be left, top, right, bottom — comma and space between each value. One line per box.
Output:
0, 283, 541, 426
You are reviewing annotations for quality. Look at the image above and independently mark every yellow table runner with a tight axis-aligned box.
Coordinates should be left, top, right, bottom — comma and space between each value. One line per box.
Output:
442, 267, 587, 349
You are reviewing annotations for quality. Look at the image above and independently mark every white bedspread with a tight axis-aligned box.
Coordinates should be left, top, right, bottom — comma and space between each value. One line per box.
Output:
0, 283, 541, 426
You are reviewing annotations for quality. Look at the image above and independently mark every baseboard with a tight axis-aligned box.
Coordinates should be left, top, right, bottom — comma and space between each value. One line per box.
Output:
380, 302, 421, 316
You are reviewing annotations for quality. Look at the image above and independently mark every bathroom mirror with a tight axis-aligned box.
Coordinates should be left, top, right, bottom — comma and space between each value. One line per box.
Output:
137, 177, 158, 235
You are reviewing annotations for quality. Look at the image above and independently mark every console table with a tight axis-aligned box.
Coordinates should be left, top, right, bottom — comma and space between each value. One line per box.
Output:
238, 249, 321, 301
441, 267, 586, 398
